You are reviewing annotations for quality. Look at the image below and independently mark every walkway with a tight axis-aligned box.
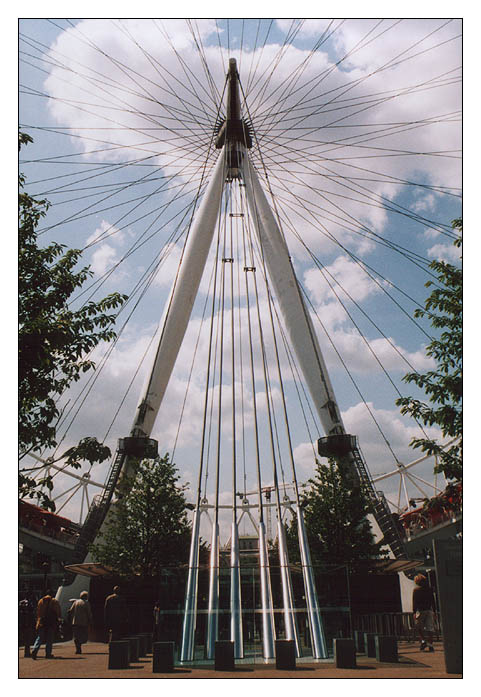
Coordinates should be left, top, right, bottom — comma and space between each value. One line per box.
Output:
19, 640, 461, 679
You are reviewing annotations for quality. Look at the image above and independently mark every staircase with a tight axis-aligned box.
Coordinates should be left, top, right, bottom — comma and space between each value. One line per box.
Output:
73, 436, 158, 561
318, 434, 407, 559
350, 444, 407, 559
73, 448, 126, 560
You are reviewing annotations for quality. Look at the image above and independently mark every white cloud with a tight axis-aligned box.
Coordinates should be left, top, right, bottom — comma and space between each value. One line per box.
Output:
427, 242, 461, 263
424, 226, 442, 239
85, 220, 128, 277
85, 220, 125, 247
320, 331, 435, 374
303, 255, 383, 306
412, 193, 437, 213
90, 243, 118, 276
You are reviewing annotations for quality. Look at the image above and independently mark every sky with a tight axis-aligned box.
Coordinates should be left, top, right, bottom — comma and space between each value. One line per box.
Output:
18, 17, 462, 541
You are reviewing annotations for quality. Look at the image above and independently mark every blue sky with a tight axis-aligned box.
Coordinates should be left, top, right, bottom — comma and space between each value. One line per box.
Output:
18, 18, 462, 532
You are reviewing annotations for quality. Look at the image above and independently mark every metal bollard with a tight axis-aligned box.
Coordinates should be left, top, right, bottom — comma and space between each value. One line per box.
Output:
126, 636, 140, 662
364, 632, 377, 657
214, 640, 235, 671
354, 630, 365, 653
135, 634, 147, 657
139, 633, 153, 654
275, 640, 296, 670
375, 635, 398, 662
153, 641, 175, 673
334, 638, 356, 668
108, 640, 130, 669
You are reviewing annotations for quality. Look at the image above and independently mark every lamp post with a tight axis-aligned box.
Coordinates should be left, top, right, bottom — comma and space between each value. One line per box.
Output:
42, 561, 49, 594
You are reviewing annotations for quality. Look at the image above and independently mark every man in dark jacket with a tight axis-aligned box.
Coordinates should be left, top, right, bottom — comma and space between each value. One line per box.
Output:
31, 590, 61, 659
104, 586, 128, 641
412, 574, 436, 652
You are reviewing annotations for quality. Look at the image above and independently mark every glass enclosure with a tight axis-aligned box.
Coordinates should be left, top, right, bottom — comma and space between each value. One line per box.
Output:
88, 563, 351, 664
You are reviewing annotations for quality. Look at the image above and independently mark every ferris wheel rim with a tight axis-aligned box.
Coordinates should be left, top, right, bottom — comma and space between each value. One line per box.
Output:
371, 437, 459, 484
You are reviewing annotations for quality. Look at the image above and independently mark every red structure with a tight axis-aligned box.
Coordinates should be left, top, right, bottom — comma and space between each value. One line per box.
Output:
19, 500, 79, 544
399, 482, 462, 538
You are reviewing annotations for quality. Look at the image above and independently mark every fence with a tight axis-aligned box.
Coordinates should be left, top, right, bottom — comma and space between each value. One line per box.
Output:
352, 612, 442, 642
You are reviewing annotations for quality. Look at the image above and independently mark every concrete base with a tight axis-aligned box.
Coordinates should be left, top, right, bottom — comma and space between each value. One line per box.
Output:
334, 638, 356, 668
108, 640, 129, 669
275, 640, 296, 670
375, 635, 398, 662
153, 641, 175, 673
215, 641, 235, 671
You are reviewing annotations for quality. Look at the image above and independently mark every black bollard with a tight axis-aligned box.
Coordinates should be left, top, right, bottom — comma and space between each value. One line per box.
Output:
334, 638, 356, 668
126, 636, 140, 662
108, 640, 130, 669
364, 632, 377, 657
142, 632, 153, 653
375, 635, 398, 662
214, 641, 235, 671
139, 633, 153, 654
275, 640, 296, 670
135, 634, 147, 657
153, 641, 175, 673
354, 630, 365, 653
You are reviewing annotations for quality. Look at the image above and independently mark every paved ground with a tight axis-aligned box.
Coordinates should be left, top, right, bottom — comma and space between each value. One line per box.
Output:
19, 640, 461, 679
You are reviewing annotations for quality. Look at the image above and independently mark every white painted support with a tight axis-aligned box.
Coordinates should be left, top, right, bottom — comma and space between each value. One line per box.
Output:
132, 150, 226, 439
242, 157, 344, 437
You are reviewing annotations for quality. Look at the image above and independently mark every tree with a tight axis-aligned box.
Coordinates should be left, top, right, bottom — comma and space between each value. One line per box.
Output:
287, 459, 387, 567
19, 133, 128, 508
90, 455, 193, 575
396, 220, 462, 481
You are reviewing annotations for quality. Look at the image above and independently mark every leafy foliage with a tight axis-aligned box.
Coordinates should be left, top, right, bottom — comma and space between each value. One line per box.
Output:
19, 133, 127, 507
396, 220, 462, 480
90, 455, 193, 575
287, 459, 387, 566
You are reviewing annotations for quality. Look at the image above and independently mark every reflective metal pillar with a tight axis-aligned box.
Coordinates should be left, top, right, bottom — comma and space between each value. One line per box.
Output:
230, 521, 244, 657
180, 507, 201, 661
258, 522, 276, 658
206, 521, 220, 659
297, 508, 327, 658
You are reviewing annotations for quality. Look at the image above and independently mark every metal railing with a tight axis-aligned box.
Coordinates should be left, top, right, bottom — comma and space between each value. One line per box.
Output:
352, 611, 442, 641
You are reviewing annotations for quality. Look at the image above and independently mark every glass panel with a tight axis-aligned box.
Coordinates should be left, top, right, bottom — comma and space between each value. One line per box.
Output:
83, 562, 353, 664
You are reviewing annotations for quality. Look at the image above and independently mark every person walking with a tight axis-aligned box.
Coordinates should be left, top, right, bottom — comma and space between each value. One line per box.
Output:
68, 590, 93, 654
153, 600, 162, 641
31, 589, 61, 659
104, 586, 128, 641
412, 573, 436, 652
